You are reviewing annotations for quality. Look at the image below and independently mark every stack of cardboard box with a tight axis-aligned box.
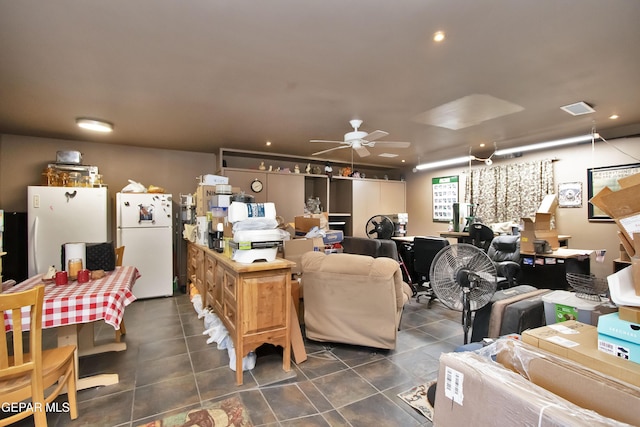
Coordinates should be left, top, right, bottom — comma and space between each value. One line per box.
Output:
520, 194, 560, 253
590, 172, 640, 295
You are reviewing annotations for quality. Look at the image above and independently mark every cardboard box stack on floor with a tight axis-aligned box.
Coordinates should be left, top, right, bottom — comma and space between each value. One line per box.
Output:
590, 172, 640, 295
520, 194, 560, 253
433, 338, 640, 426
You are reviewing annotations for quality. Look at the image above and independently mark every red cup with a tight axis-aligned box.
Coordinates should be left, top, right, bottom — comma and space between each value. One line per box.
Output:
77, 269, 90, 284
55, 271, 68, 285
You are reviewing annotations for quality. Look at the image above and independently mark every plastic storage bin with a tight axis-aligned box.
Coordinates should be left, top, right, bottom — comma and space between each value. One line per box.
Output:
542, 290, 601, 325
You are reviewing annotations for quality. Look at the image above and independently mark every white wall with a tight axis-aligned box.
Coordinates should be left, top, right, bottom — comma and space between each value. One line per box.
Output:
404, 136, 640, 278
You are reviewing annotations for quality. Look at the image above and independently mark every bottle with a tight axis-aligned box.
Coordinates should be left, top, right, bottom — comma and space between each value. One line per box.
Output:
214, 222, 225, 253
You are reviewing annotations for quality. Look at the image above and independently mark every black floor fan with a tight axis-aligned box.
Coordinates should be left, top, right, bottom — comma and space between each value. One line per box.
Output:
428, 243, 497, 344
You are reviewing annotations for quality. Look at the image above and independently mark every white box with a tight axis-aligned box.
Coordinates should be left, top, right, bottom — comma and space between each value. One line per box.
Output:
199, 174, 229, 185
542, 290, 601, 325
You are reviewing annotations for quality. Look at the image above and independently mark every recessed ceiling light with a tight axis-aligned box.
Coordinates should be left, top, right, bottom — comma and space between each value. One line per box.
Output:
266, 141, 272, 146
433, 31, 445, 42
76, 118, 113, 133
479, 143, 486, 148
609, 114, 619, 120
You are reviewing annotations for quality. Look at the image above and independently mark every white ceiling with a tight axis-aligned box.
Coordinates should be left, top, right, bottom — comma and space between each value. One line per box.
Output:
1, 1, 639, 168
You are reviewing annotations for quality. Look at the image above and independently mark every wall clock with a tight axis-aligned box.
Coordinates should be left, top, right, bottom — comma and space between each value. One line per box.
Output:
250, 178, 263, 193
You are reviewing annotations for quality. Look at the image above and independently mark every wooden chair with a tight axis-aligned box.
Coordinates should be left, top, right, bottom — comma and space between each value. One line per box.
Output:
0, 285, 78, 426
114, 246, 127, 342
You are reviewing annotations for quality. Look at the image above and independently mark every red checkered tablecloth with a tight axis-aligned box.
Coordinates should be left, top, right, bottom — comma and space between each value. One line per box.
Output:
3, 266, 139, 332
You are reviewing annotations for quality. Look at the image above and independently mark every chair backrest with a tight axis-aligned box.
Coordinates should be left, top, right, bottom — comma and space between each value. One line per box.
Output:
487, 235, 520, 262
115, 246, 125, 267
377, 239, 399, 261
412, 236, 449, 276
469, 223, 495, 252
0, 285, 45, 410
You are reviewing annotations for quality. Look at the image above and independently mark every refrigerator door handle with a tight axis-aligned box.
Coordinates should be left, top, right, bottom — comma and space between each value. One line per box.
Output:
64, 190, 77, 202
32, 216, 39, 274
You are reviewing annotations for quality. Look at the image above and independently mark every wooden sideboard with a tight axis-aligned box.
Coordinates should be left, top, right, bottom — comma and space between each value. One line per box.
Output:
187, 242, 295, 385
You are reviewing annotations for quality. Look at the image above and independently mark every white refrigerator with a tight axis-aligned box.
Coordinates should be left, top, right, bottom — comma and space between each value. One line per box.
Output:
27, 186, 108, 276
116, 192, 173, 299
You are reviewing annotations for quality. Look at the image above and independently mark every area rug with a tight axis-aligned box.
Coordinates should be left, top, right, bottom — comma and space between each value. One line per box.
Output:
137, 396, 253, 427
397, 379, 437, 421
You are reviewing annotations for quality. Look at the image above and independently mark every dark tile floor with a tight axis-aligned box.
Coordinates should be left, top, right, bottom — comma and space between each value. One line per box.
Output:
15, 291, 466, 426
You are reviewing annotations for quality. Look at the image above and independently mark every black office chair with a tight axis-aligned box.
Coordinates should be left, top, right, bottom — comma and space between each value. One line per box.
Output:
486, 234, 521, 289
468, 223, 495, 253
412, 236, 450, 305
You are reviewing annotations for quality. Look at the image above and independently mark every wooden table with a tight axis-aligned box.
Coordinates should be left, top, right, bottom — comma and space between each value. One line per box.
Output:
196, 245, 297, 385
439, 231, 572, 247
3, 266, 139, 390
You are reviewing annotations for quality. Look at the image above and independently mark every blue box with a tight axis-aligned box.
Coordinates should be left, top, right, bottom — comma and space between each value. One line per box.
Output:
597, 312, 640, 364
322, 229, 344, 245
597, 312, 640, 344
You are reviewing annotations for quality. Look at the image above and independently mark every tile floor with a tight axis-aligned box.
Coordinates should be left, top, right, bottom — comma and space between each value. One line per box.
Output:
10, 291, 466, 427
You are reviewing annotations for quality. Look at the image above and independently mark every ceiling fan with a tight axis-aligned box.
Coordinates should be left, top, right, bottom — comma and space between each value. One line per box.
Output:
310, 119, 411, 157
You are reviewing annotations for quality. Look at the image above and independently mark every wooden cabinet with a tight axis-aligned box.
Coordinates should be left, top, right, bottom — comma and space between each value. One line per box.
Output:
336, 178, 406, 238
187, 242, 294, 385
187, 242, 205, 301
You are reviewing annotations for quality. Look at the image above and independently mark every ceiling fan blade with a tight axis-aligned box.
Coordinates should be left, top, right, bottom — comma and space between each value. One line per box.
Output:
371, 141, 412, 148
312, 145, 350, 156
354, 146, 370, 157
310, 139, 345, 144
363, 130, 389, 142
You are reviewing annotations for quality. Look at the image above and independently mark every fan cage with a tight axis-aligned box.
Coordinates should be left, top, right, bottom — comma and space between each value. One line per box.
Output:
566, 272, 608, 301
429, 244, 497, 311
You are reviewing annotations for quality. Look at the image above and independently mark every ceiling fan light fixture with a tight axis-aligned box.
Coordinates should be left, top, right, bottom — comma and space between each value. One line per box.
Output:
76, 118, 113, 133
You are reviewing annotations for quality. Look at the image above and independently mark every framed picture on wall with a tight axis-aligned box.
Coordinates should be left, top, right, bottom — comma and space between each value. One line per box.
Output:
432, 175, 458, 222
558, 182, 582, 208
587, 162, 640, 221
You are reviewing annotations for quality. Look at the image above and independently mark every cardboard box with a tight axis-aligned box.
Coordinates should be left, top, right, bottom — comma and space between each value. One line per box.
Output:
522, 321, 640, 387
520, 213, 560, 252
537, 193, 558, 213
494, 339, 640, 426
597, 312, 640, 364
195, 185, 216, 216
294, 213, 328, 235
433, 341, 635, 426
619, 305, 640, 323
283, 237, 324, 274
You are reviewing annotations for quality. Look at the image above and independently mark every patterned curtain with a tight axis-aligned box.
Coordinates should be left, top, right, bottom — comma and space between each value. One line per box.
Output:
465, 159, 554, 224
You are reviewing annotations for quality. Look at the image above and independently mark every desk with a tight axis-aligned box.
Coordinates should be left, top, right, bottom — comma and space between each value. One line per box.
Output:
439, 231, 572, 248
3, 266, 139, 390
519, 249, 592, 290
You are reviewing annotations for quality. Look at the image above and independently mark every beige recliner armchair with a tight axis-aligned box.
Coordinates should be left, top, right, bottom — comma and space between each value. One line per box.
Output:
300, 251, 413, 350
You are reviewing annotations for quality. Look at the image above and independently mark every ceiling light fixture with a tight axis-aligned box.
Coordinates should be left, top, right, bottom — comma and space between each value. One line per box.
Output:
415, 155, 474, 171
609, 114, 619, 120
76, 118, 113, 133
494, 133, 598, 157
433, 31, 445, 42
415, 131, 600, 171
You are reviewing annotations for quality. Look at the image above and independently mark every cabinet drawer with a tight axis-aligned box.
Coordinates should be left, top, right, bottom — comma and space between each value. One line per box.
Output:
223, 301, 237, 331
224, 274, 237, 301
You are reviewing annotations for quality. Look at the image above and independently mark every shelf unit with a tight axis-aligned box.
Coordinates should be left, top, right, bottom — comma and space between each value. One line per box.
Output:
218, 148, 406, 236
